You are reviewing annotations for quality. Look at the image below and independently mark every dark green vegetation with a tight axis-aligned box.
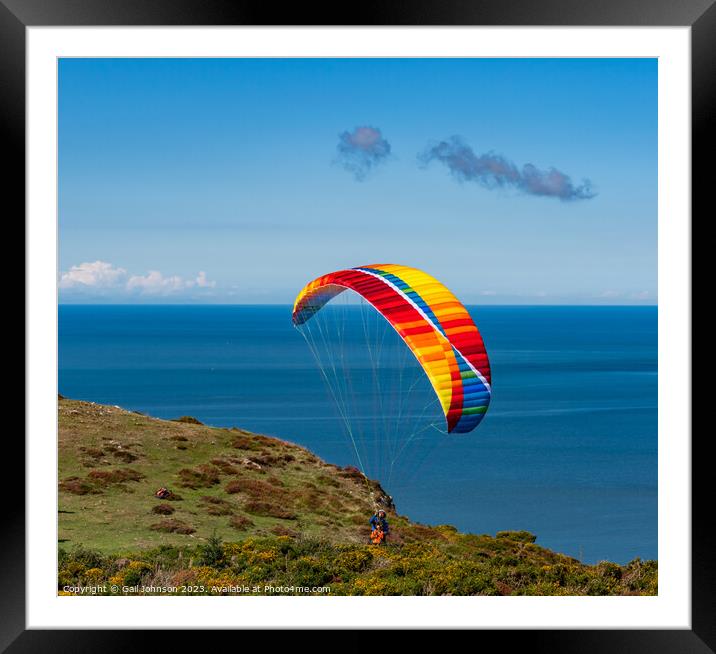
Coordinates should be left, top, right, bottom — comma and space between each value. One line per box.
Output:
58, 399, 657, 596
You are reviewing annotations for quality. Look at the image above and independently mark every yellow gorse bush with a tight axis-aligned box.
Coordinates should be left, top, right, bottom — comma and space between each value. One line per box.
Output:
56, 530, 657, 597
83, 567, 105, 584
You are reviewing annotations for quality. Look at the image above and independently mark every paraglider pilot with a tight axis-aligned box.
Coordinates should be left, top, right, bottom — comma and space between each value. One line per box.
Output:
369, 509, 390, 545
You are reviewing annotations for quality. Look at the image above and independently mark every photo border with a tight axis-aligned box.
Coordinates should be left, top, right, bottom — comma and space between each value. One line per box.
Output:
9, 0, 705, 646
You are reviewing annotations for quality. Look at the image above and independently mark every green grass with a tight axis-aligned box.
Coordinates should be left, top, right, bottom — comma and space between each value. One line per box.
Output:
58, 398, 387, 551
58, 398, 657, 596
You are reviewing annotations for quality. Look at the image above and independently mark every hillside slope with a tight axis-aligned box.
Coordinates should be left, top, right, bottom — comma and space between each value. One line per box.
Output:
58, 398, 657, 596
59, 398, 393, 550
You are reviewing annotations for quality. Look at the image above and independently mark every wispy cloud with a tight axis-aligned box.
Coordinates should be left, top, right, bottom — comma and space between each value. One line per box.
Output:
419, 136, 595, 201
336, 126, 391, 181
59, 261, 215, 297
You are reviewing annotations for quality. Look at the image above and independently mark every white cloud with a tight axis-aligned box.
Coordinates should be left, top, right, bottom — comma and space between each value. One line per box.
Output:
126, 270, 187, 294
58, 261, 127, 289
186, 271, 216, 289
59, 261, 216, 296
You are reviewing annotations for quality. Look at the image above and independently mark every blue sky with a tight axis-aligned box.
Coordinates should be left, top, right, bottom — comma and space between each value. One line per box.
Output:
58, 58, 657, 304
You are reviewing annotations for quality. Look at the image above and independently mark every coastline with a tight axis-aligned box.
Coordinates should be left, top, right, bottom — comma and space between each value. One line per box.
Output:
58, 397, 657, 596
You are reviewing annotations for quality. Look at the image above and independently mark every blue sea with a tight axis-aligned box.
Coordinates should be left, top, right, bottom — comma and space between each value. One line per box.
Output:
58, 305, 657, 564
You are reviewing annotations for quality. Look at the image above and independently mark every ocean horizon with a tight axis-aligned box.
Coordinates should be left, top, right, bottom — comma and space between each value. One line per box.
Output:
58, 303, 657, 565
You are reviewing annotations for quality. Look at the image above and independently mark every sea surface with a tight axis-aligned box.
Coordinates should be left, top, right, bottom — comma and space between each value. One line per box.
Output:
58, 305, 657, 564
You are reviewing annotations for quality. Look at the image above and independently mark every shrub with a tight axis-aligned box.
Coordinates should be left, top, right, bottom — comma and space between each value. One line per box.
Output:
334, 548, 373, 573
350, 576, 392, 596
210, 458, 240, 475
199, 496, 233, 516
224, 478, 290, 506
225, 480, 243, 494
495, 530, 537, 544
597, 561, 623, 580
140, 545, 188, 568
172, 416, 203, 425
229, 515, 254, 530
112, 450, 139, 463
122, 561, 152, 586
270, 526, 299, 538
87, 468, 144, 485
246, 452, 294, 468
79, 447, 104, 460
54, 529, 658, 596
64, 545, 107, 570
340, 466, 365, 482
83, 567, 105, 584
231, 436, 253, 450
243, 501, 296, 520
287, 556, 334, 589
59, 477, 100, 495
151, 504, 175, 515
178, 465, 221, 489
151, 519, 196, 535
403, 524, 445, 542
231, 433, 277, 450
316, 475, 340, 488
199, 532, 225, 568
621, 558, 658, 593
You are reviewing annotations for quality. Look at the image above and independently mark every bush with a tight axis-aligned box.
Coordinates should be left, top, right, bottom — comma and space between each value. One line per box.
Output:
495, 530, 537, 544
229, 515, 254, 531
64, 545, 107, 570
178, 465, 221, 489
59, 477, 100, 495
151, 504, 175, 515
199, 496, 233, 516
231, 435, 260, 450
112, 450, 139, 463
151, 519, 196, 535
334, 548, 373, 573
79, 447, 104, 460
243, 501, 296, 520
270, 526, 299, 538
199, 533, 225, 568
225, 480, 243, 494
54, 530, 659, 596
171, 416, 203, 425
597, 561, 623, 581
87, 468, 144, 486
210, 458, 239, 475
287, 557, 334, 589
224, 478, 289, 504
122, 561, 152, 587
340, 466, 365, 482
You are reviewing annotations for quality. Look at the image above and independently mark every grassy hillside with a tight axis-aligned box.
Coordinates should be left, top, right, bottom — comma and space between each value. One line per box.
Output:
58, 398, 657, 596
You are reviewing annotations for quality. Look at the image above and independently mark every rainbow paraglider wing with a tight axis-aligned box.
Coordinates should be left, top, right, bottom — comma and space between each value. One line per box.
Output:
292, 264, 491, 433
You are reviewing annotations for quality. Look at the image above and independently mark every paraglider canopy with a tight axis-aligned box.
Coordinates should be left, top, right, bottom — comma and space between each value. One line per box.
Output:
293, 264, 491, 434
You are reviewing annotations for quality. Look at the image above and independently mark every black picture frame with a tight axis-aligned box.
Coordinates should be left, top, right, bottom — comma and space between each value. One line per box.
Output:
8, 0, 705, 647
